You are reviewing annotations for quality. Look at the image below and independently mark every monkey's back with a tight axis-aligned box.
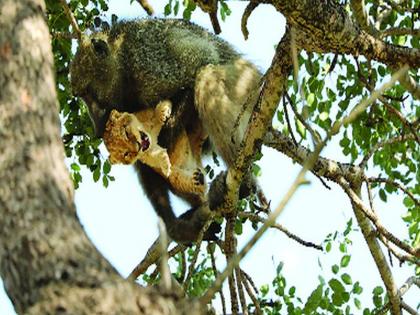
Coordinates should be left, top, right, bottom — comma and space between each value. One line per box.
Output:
107, 18, 240, 107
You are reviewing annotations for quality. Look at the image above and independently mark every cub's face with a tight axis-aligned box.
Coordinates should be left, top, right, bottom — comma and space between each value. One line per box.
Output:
103, 110, 171, 177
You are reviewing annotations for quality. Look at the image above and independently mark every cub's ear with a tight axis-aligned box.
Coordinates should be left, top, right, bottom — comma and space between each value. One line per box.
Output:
91, 39, 109, 57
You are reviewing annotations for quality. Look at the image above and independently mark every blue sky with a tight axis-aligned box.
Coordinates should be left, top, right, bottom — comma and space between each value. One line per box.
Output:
0, 1, 417, 313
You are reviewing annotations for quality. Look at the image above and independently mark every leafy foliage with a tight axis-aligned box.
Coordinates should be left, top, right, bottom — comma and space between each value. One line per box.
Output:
46, 0, 114, 188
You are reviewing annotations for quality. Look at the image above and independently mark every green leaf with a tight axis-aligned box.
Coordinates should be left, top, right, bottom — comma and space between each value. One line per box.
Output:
306, 93, 315, 107
103, 160, 111, 174
332, 292, 344, 306
340, 255, 351, 268
372, 286, 384, 295
352, 282, 363, 294
296, 120, 306, 138
328, 278, 345, 294
319, 111, 329, 121
260, 285, 269, 298
102, 175, 109, 188
174, 0, 179, 15
93, 167, 100, 182
71, 163, 80, 171
332, 264, 339, 274
303, 284, 323, 314
234, 219, 243, 235
341, 273, 352, 285
289, 286, 296, 296
354, 298, 362, 309
379, 189, 387, 202
252, 163, 262, 177
164, 3, 171, 15
325, 242, 332, 252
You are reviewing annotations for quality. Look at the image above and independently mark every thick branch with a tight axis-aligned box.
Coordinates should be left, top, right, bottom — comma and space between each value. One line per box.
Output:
339, 179, 402, 315
0, 1, 205, 314
264, 128, 364, 184
260, 0, 419, 68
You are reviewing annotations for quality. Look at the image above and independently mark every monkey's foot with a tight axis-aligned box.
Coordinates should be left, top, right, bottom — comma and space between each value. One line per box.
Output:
169, 207, 221, 244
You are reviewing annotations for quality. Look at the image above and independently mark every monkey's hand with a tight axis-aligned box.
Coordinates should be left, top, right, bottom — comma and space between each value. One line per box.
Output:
167, 205, 221, 244
208, 171, 258, 211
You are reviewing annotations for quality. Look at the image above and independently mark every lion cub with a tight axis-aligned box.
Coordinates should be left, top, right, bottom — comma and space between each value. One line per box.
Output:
103, 100, 207, 203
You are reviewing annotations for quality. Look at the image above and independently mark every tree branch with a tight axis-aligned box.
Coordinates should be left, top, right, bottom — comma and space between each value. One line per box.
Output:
359, 134, 416, 168
134, 0, 154, 15
239, 212, 323, 250
338, 178, 402, 314
368, 177, 420, 208
260, 0, 419, 68
380, 27, 420, 38
339, 178, 418, 258
59, 0, 81, 40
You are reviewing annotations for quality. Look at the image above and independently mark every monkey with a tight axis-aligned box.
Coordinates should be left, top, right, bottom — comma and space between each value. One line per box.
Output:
70, 18, 262, 242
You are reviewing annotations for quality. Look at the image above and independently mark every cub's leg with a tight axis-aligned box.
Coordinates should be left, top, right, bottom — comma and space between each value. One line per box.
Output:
167, 128, 206, 199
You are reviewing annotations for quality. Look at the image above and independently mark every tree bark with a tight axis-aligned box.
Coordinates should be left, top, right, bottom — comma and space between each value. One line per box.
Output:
0, 1, 205, 314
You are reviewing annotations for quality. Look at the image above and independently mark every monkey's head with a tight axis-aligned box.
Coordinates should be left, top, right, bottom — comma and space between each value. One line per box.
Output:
70, 33, 124, 137
103, 110, 172, 178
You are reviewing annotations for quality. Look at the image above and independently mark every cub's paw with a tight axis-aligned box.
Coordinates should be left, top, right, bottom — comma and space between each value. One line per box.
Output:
156, 100, 172, 124
193, 168, 205, 186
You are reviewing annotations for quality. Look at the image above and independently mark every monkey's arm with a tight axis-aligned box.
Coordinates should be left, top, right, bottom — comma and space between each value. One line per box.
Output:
135, 161, 176, 225
135, 161, 219, 243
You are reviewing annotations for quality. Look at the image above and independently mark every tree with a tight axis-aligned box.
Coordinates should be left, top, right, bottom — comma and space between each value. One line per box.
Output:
0, 0, 418, 314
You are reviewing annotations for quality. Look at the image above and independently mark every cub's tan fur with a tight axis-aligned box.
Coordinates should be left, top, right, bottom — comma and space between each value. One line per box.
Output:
104, 100, 207, 205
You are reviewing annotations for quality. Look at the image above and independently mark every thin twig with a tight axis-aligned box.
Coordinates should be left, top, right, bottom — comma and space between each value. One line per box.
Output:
208, 244, 226, 315
381, 100, 420, 145
284, 92, 321, 145
128, 240, 184, 280
377, 276, 420, 315
178, 250, 186, 283
401, 302, 418, 315
235, 268, 249, 315
240, 269, 259, 296
241, 270, 262, 315
241, 1, 259, 40
378, 234, 419, 266
59, 0, 81, 40
183, 216, 214, 290
368, 177, 420, 208
225, 216, 239, 315
134, 0, 154, 15
282, 94, 298, 146
339, 177, 419, 258
239, 212, 323, 250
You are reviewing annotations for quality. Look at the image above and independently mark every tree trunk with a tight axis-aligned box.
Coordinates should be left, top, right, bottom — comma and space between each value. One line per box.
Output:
0, 1, 204, 314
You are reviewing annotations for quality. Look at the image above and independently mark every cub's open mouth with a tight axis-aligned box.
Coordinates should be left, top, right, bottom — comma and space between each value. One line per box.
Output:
139, 131, 150, 151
